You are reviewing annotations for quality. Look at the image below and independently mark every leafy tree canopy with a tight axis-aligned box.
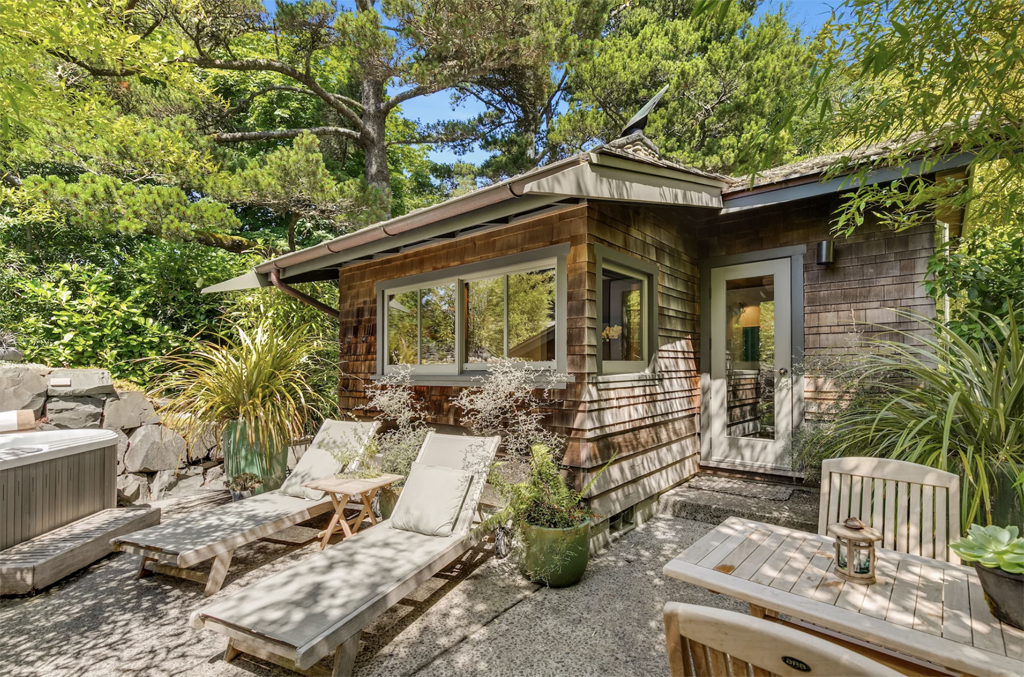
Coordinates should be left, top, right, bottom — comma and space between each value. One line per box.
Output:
551, 0, 818, 174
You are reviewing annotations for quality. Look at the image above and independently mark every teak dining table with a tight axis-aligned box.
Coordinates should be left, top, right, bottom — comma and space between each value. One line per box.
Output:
664, 517, 1024, 677
302, 474, 404, 549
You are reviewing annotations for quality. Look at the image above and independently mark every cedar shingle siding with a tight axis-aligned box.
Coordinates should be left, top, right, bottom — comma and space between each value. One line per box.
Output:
335, 192, 937, 520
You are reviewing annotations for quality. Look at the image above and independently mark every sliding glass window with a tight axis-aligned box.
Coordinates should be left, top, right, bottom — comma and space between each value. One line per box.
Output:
385, 284, 456, 373
382, 256, 560, 376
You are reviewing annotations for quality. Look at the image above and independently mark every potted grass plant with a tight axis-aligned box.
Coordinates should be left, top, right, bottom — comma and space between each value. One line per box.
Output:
951, 525, 1024, 629
154, 320, 322, 493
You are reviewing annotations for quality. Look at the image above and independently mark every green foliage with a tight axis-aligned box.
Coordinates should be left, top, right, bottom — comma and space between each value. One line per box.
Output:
13, 263, 183, 384
24, 174, 242, 244
497, 444, 595, 531
928, 221, 1024, 343
770, 0, 1024, 235
794, 309, 1024, 531
154, 320, 324, 473
205, 133, 387, 247
951, 525, 1024, 574
553, 0, 816, 173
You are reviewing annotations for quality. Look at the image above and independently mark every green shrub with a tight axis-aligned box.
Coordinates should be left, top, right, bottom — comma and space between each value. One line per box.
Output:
16, 263, 183, 383
794, 309, 1024, 530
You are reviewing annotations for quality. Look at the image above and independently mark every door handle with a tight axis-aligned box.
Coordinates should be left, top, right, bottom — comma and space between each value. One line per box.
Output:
778, 367, 788, 376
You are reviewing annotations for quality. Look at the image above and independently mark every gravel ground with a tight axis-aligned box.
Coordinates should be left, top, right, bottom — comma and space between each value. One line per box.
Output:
1, 497, 739, 677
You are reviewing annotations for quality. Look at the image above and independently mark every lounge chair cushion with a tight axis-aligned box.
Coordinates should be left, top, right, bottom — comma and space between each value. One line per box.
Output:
280, 421, 373, 501
390, 462, 472, 537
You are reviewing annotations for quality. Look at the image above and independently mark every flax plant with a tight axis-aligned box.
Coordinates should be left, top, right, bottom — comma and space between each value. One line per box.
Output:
152, 321, 323, 476
821, 309, 1024, 530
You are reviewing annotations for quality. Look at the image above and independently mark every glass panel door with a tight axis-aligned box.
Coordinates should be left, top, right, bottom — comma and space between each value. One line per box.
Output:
710, 258, 793, 472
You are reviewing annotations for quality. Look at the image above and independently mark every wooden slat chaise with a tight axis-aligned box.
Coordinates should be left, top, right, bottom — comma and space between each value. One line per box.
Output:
818, 457, 960, 562
190, 431, 501, 677
111, 420, 379, 595
663, 602, 902, 677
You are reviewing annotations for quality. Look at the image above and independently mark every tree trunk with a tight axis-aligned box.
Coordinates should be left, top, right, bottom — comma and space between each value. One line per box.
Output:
360, 78, 392, 218
286, 212, 299, 252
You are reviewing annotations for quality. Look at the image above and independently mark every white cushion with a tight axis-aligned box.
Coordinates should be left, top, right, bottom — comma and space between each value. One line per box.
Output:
390, 462, 472, 537
279, 421, 373, 501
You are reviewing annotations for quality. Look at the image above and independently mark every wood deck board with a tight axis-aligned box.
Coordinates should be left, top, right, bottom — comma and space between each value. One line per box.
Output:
1, 506, 160, 595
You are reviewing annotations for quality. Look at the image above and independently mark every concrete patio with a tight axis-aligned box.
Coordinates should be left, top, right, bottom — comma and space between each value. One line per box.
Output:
0, 492, 750, 677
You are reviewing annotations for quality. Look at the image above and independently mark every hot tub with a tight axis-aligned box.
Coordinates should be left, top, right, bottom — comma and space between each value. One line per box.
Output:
1, 429, 119, 550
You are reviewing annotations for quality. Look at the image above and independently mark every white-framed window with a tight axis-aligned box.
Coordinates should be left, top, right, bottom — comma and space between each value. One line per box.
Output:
595, 244, 659, 375
377, 245, 568, 378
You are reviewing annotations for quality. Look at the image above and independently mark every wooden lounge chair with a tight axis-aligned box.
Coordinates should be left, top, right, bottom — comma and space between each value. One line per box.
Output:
663, 602, 902, 677
818, 457, 960, 562
190, 431, 500, 677
111, 420, 380, 595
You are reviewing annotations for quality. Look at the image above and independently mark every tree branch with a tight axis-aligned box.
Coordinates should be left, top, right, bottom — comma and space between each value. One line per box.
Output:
176, 56, 365, 131
385, 83, 444, 112
184, 229, 271, 255
213, 127, 361, 143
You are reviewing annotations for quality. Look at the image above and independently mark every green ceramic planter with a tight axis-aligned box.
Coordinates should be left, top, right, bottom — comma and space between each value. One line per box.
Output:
378, 486, 402, 520
522, 519, 591, 587
222, 421, 288, 494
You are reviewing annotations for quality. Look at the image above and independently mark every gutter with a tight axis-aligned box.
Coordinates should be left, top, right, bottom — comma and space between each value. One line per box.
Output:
269, 269, 340, 320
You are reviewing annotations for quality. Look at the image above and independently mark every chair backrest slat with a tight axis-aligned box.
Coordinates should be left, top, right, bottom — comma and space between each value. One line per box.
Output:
663, 602, 902, 677
818, 457, 960, 563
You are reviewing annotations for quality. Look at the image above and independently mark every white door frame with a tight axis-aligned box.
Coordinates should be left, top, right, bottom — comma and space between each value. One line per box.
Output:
699, 246, 805, 476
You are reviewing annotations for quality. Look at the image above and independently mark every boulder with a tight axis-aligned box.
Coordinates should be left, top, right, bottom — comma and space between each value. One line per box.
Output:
117, 473, 150, 505
114, 429, 130, 475
0, 366, 49, 417
150, 469, 178, 500
45, 396, 104, 429
125, 425, 185, 472
204, 464, 225, 483
103, 391, 159, 430
169, 471, 205, 498
47, 368, 115, 397
186, 423, 219, 460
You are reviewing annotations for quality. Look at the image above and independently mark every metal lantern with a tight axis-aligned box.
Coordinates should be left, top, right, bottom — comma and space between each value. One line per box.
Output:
828, 518, 883, 585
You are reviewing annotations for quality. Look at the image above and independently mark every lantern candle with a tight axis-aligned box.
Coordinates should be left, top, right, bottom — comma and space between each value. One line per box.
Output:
827, 518, 883, 585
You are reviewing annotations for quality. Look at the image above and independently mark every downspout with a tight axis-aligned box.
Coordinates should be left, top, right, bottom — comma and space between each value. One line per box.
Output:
269, 269, 340, 320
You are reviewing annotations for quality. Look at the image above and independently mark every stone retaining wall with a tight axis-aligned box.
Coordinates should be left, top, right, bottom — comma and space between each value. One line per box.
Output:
0, 365, 225, 504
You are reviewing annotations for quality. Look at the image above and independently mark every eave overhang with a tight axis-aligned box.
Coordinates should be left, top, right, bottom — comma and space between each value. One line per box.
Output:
721, 152, 975, 213
203, 149, 726, 294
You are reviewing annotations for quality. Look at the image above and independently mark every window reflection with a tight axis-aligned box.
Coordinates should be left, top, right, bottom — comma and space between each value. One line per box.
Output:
725, 275, 775, 440
602, 267, 644, 362
508, 269, 556, 362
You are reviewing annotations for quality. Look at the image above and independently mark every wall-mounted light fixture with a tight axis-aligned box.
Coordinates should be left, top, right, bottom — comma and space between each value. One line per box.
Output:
816, 240, 835, 265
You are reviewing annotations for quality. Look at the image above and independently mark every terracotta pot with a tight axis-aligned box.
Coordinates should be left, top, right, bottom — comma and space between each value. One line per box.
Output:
522, 519, 591, 588
973, 563, 1024, 630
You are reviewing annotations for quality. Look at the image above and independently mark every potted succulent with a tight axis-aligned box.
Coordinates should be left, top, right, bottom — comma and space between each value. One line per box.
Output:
487, 444, 608, 588
226, 472, 263, 501
154, 320, 322, 494
950, 524, 1024, 629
